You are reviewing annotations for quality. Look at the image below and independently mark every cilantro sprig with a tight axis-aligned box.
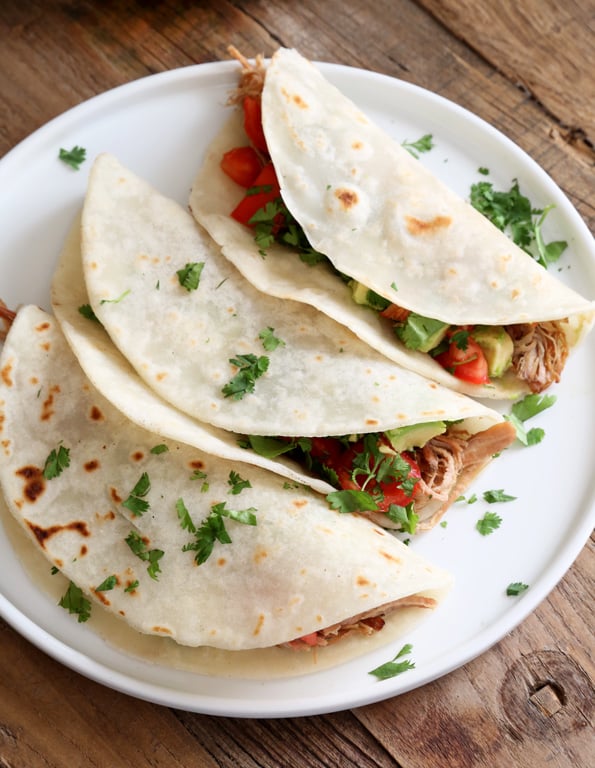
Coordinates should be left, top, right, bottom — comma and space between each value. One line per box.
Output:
122, 472, 151, 516
222, 354, 269, 400
227, 470, 252, 495
401, 134, 434, 159
259, 326, 285, 351
181, 500, 257, 565
469, 179, 567, 268
59, 581, 91, 622
369, 643, 415, 680
506, 582, 529, 596
125, 531, 164, 580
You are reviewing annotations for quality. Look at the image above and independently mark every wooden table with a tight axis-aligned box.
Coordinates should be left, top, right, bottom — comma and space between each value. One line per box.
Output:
1, 1, 593, 766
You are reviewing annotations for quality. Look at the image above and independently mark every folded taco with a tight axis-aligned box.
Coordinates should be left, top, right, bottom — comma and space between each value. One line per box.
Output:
65, 154, 515, 531
189, 47, 595, 399
0, 305, 453, 666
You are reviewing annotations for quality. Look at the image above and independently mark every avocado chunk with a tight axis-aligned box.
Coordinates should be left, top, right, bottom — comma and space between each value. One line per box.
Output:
472, 326, 514, 377
394, 313, 450, 353
349, 280, 391, 311
385, 421, 447, 453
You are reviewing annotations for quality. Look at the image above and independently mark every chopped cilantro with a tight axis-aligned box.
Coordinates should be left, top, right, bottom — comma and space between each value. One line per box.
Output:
125, 531, 164, 580
227, 470, 252, 495
478, 167, 490, 175
78, 303, 100, 323
440, 521, 448, 528
506, 582, 529, 596
190, 469, 209, 492
476, 511, 502, 535
222, 354, 269, 400
456, 493, 477, 504
176, 261, 205, 291
59, 145, 86, 170
401, 134, 434, 159
150, 443, 169, 455
369, 643, 415, 680
483, 489, 517, 503
122, 472, 151, 516
43, 445, 71, 480
243, 435, 312, 459
95, 575, 117, 592
59, 581, 91, 622
259, 326, 285, 351
124, 580, 139, 593
182, 501, 257, 565
469, 179, 567, 268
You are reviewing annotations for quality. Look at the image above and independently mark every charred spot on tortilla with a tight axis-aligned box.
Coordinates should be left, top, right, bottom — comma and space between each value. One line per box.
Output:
1, 361, 13, 387
110, 486, 123, 504
84, 460, 100, 472
89, 405, 104, 421
335, 188, 359, 210
26, 519, 90, 548
405, 215, 452, 236
40, 385, 61, 422
16, 465, 46, 503
131, 450, 144, 462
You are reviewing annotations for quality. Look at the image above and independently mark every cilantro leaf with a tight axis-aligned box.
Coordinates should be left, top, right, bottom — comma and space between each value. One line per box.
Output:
176, 262, 205, 291
125, 531, 164, 580
369, 643, 415, 680
506, 582, 529, 596
511, 393, 557, 422
182, 501, 257, 565
326, 489, 379, 514
59, 145, 86, 170
259, 326, 285, 351
386, 503, 419, 534
124, 580, 139, 593
150, 443, 169, 455
43, 445, 71, 480
100, 289, 130, 305
227, 470, 252, 495
402, 134, 434, 158
122, 472, 151, 516
506, 393, 556, 445
222, 354, 269, 400
394, 313, 449, 351
483, 489, 517, 503
176, 497, 196, 532
476, 511, 502, 535
95, 575, 117, 592
59, 581, 91, 622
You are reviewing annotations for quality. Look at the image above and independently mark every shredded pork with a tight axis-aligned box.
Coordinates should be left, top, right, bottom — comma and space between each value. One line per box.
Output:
412, 421, 516, 529
226, 45, 266, 104
507, 320, 569, 393
0, 300, 16, 341
283, 594, 437, 650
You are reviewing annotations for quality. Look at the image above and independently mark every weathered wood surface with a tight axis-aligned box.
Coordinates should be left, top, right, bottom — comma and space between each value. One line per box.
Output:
1, 1, 593, 766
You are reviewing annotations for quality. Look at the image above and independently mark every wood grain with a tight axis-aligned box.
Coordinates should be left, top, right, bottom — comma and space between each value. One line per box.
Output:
0, 2, 593, 767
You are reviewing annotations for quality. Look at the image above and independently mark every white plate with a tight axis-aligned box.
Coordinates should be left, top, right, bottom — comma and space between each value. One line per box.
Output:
1, 60, 594, 718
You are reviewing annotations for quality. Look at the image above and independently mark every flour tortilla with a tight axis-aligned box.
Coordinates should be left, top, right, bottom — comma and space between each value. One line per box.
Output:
190, 47, 594, 399
79, 153, 504, 442
0, 305, 452, 665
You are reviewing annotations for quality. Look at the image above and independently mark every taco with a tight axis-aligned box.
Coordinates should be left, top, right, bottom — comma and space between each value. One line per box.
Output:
189, 47, 595, 399
0, 305, 453, 666
67, 154, 515, 531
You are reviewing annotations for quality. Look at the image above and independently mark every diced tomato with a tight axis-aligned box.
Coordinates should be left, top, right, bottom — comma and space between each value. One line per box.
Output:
379, 304, 411, 323
243, 96, 269, 154
230, 162, 282, 227
220, 146, 263, 188
312, 436, 421, 514
434, 335, 490, 384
